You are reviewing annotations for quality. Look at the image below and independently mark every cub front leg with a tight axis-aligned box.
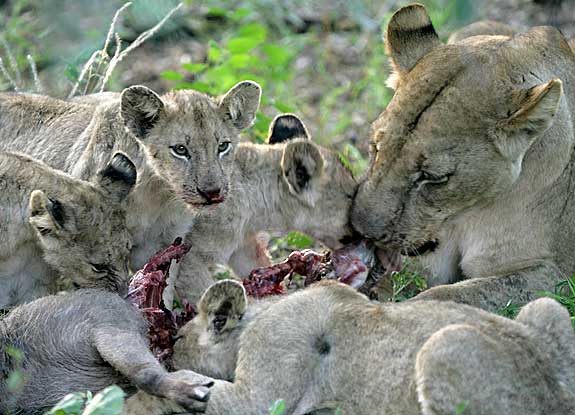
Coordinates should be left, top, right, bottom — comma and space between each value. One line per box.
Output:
124, 380, 254, 415
93, 328, 212, 411
414, 263, 563, 311
174, 250, 220, 304
228, 232, 272, 277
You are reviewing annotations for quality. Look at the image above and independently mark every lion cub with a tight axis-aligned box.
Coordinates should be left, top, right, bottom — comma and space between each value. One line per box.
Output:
126, 280, 575, 415
0, 82, 262, 272
174, 114, 358, 301
0, 151, 135, 308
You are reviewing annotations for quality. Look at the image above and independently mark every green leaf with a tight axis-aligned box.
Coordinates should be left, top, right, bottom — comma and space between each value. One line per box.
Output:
268, 399, 286, 415
238, 23, 267, 42
48, 392, 87, 415
227, 37, 262, 54
228, 53, 254, 69
64, 64, 80, 82
181, 63, 208, 73
455, 401, 469, 415
207, 7, 227, 17
232, 8, 251, 21
262, 44, 290, 67
335, 409, 343, 415
6, 370, 25, 392
208, 42, 223, 63
6, 345, 24, 361
285, 232, 314, 249
174, 81, 211, 93
274, 101, 296, 113
160, 71, 184, 81
82, 386, 124, 415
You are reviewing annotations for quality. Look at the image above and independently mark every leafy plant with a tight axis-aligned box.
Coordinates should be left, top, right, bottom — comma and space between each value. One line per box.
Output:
48, 386, 125, 415
538, 275, 575, 329
268, 399, 286, 415
497, 300, 522, 319
164, 9, 299, 142
390, 262, 427, 302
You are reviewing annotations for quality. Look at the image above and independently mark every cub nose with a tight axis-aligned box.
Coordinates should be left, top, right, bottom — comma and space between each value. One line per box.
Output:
197, 186, 224, 204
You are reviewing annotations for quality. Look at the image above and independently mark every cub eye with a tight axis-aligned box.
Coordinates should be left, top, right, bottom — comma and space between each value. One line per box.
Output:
417, 171, 449, 185
217, 141, 232, 158
171, 144, 190, 158
90, 263, 109, 274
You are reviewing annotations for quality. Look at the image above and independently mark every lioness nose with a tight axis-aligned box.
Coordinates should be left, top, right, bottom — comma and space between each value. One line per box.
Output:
197, 186, 223, 203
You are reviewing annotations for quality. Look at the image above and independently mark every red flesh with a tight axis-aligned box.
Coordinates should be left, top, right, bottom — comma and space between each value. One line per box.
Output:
127, 238, 196, 361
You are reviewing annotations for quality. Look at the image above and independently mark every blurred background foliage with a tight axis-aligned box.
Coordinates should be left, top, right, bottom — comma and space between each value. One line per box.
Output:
1, 0, 572, 157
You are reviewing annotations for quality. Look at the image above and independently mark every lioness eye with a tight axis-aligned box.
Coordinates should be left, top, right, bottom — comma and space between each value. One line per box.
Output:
218, 141, 232, 158
171, 144, 190, 158
90, 263, 109, 274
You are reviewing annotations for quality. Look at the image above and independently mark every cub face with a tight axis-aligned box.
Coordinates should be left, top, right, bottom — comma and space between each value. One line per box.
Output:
29, 153, 136, 293
120, 81, 261, 207
173, 280, 248, 380
351, 5, 564, 256
270, 114, 358, 248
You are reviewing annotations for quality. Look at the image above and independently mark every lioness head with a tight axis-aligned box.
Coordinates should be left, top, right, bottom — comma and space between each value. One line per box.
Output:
120, 81, 261, 206
29, 153, 136, 292
351, 4, 568, 256
173, 280, 250, 380
270, 114, 358, 248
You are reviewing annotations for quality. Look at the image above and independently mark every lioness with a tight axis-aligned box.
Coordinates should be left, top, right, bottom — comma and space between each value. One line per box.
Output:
174, 114, 357, 301
351, 4, 575, 310
0, 289, 212, 415
0, 151, 135, 308
124, 280, 575, 415
0, 82, 261, 269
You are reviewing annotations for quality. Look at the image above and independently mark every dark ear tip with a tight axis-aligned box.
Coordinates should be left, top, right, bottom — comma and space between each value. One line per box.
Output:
268, 113, 310, 144
237, 80, 262, 92
102, 152, 138, 187
389, 3, 430, 28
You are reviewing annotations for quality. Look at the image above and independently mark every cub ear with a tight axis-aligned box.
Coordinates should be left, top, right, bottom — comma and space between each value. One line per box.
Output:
385, 4, 441, 76
96, 153, 137, 203
199, 280, 248, 335
29, 190, 67, 236
268, 114, 310, 144
219, 81, 262, 130
281, 140, 325, 206
120, 85, 165, 139
495, 79, 563, 173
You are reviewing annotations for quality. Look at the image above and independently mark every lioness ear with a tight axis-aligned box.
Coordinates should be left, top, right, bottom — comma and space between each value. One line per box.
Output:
219, 81, 262, 130
385, 4, 441, 75
29, 190, 67, 236
96, 152, 138, 203
268, 114, 310, 144
121, 85, 165, 139
282, 140, 325, 206
495, 79, 563, 170
199, 280, 247, 335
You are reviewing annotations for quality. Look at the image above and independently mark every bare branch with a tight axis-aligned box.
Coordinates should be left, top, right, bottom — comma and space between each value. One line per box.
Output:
0, 57, 19, 92
68, 50, 101, 98
99, 2, 183, 91
1, 37, 21, 85
26, 54, 43, 94
103, 1, 132, 59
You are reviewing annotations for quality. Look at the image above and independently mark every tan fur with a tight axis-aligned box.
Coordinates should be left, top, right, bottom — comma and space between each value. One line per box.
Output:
124, 281, 575, 415
351, 4, 575, 311
0, 152, 135, 308
0, 82, 261, 273
448, 20, 518, 44
173, 115, 357, 302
